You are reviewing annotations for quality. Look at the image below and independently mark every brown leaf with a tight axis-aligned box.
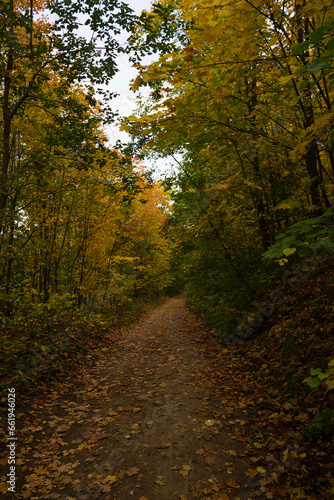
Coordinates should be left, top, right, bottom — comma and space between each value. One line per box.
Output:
225, 479, 240, 488
156, 443, 172, 449
155, 476, 166, 485
225, 449, 237, 456
126, 467, 140, 476
100, 484, 111, 493
21, 490, 32, 499
196, 448, 205, 455
246, 468, 258, 478
92, 433, 111, 442
202, 488, 212, 495
179, 465, 192, 476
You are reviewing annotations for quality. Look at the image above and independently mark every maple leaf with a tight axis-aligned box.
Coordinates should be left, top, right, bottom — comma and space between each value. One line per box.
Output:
225, 449, 237, 456
105, 475, 118, 485
179, 465, 192, 476
21, 490, 33, 499
202, 487, 213, 495
246, 468, 258, 478
126, 467, 140, 476
33, 466, 48, 475
196, 448, 205, 455
155, 476, 166, 485
225, 479, 240, 488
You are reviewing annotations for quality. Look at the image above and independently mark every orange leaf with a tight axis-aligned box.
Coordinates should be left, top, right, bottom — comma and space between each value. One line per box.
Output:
225, 479, 240, 488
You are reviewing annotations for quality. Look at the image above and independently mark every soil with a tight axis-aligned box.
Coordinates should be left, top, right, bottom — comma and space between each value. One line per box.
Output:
1, 295, 267, 500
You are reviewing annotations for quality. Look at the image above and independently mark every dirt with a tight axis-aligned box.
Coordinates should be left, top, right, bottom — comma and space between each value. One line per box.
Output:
1, 295, 267, 500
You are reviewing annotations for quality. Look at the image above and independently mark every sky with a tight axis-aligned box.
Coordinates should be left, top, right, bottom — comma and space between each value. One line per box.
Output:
102, 0, 179, 178
104, 0, 154, 146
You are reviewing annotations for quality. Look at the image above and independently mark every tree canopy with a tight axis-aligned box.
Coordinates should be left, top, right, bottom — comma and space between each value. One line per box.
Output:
123, 0, 334, 331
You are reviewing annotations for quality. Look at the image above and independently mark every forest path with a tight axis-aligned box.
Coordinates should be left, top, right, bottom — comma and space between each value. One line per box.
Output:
3, 296, 266, 499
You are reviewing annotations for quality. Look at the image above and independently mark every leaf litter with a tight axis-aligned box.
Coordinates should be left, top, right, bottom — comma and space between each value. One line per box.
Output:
0, 293, 332, 498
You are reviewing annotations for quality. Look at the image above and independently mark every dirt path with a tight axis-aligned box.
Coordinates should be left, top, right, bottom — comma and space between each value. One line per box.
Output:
1, 296, 266, 499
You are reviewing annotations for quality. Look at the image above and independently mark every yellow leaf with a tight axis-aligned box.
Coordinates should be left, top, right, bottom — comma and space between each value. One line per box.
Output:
130, 76, 143, 91
246, 468, 258, 478
279, 74, 296, 85
282, 247, 296, 257
179, 465, 192, 476
253, 442, 264, 448
155, 476, 166, 485
106, 475, 118, 485
225, 479, 239, 488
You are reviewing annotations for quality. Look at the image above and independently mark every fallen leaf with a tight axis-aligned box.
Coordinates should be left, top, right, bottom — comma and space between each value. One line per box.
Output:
100, 484, 111, 493
106, 475, 118, 485
202, 487, 212, 495
21, 490, 32, 499
196, 448, 205, 455
155, 476, 166, 485
126, 467, 140, 476
246, 468, 258, 478
156, 443, 172, 449
225, 449, 237, 456
254, 442, 264, 449
179, 465, 192, 476
225, 479, 240, 488
92, 433, 111, 442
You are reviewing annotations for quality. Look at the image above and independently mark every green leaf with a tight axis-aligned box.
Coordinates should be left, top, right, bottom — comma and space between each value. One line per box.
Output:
310, 368, 322, 376
282, 247, 297, 257
326, 380, 334, 390
303, 377, 322, 388
41, 345, 52, 354
291, 40, 310, 55
304, 59, 330, 73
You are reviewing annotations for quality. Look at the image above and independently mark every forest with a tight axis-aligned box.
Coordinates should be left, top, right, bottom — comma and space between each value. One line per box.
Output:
1, 0, 334, 498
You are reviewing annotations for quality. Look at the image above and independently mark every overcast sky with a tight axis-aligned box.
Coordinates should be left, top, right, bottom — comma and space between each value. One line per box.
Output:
105, 0, 154, 146
103, 0, 178, 178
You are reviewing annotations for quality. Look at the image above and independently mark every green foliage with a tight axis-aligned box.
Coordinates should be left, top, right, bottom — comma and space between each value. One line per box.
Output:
304, 359, 334, 392
300, 407, 333, 442
262, 210, 334, 266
